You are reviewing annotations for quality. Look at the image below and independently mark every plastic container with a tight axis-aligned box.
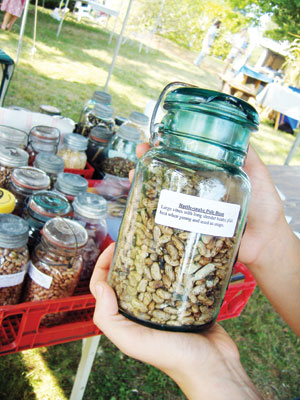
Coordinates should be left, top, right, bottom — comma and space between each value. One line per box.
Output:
57, 133, 88, 170
77, 103, 114, 138
54, 172, 88, 201
73, 192, 107, 281
22, 190, 72, 253
0, 125, 28, 149
26, 125, 61, 165
0, 260, 255, 356
23, 218, 88, 325
0, 145, 29, 189
100, 124, 141, 178
8, 167, 51, 216
0, 188, 15, 213
0, 214, 29, 305
124, 111, 149, 142
108, 83, 259, 332
33, 152, 65, 188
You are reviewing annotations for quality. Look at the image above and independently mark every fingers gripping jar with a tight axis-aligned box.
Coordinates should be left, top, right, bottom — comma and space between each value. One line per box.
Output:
0, 214, 29, 305
23, 218, 88, 325
108, 83, 259, 332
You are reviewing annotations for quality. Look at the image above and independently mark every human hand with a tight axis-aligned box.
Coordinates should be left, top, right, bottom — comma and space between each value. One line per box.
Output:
90, 244, 261, 399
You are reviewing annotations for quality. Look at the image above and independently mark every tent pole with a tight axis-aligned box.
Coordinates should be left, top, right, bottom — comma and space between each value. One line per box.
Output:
31, 0, 38, 59
104, 0, 134, 92
56, 0, 70, 37
16, 0, 31, 64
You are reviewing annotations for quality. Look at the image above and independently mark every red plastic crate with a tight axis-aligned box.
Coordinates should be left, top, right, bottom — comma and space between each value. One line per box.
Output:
64, 161, 95, 179
0, 261, 255, 356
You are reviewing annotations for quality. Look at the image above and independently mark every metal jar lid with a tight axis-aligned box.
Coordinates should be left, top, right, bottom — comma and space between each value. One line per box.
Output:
55, 173, 88, 196
73, 192, 107, 219
11, 167, 51, 190
0, 214, 29, 248
92, 91, 112, 105
0, 188, 15, 214
39, 105, 62, 116
63, 133, 88, 151
42, 217, 88, 249
34, 152, 65, 174
0, 145, 29, 167
89, 126, 113, 143
93, 103, 114, 120
29, 125, 60, 142
129, 111, 149, 126
117, 124, 141, 142
28, 190, 71, 222
0, 125, 28, 148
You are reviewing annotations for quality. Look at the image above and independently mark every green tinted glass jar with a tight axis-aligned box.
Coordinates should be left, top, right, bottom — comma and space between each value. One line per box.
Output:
108, 84, 259, 332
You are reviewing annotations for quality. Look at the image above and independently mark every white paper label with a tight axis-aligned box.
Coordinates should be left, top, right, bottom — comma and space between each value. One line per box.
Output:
155, 189, 240, 238
0, 269, 26, 288
28, 261, 52, 289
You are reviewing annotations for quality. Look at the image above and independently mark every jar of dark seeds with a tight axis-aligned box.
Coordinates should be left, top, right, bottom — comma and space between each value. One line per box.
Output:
33, 152, 64, 188
22, 190, 71, 253
108, 83, 259, 332
0, 214, 29, 305
100, 124, 141, 178
8, 166, 51, 216
23, 217, 88, 325
77, 103, 114, 138
0, 145, 29, 189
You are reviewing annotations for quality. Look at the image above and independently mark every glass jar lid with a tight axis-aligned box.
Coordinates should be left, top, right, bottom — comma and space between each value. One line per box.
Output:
0, 145, 29, 167
29, 126, 60, 142
129, 111, 149, 126
0, 214, 29, 248
0, 188, 15, 214
73, 192, 107, 219
117, 124, 141, 142
92, 91, 112, 105
42, 217, 88, 249
11, 166, 51, 190
28, 190, 71, 221
55, 173, 88, 196
63, 133, 88, 151
0, 125, 28, 148
93, 103, 114, 120
39, 105, 61, 116
90, 126, 113, 143
34, 152, 65, 174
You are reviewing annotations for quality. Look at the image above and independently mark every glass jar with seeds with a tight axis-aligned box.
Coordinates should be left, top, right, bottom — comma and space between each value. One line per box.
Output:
0, 145, 29, 189
23, 217, 88, 325
0, 214, 29, 305
77, 102, 114, 138
108, 83, 259, 332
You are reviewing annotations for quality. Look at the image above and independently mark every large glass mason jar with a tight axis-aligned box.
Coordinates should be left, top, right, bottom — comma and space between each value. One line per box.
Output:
108, 84, 259, 332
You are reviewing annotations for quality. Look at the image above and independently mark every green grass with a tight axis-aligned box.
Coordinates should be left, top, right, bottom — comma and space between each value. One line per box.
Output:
0, 6, 299, 400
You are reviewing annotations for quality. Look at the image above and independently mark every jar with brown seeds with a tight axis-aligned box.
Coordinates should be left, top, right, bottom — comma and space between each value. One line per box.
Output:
23, 217, 88, 326
0, 145, 29, 189
108, 85, 258, 332
0, 214, 29, 305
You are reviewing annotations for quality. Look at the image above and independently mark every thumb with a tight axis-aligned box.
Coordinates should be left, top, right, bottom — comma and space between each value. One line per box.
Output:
93, 281, 119, 319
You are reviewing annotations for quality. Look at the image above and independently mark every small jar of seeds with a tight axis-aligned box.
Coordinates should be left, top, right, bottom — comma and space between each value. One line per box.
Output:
23, 217, 88, 325
100, 124, 141, 178
0, 145, 29, 189
33, 152, 65, 188
0, 125, 28, 149
77, 103, 114, 138
0, 214, 29, 305
57, 133, 88, 170
8, 166, 51, 216
108, 83, 259, 332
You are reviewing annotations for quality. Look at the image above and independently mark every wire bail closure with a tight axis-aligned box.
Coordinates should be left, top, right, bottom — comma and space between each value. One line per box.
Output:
149, 81, 197, 146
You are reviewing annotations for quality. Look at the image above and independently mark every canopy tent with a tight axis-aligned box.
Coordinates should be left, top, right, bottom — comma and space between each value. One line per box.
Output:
15, 0, 134, 91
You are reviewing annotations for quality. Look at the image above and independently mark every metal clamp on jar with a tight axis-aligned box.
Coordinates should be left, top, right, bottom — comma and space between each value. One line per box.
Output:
108, 82, 259, 332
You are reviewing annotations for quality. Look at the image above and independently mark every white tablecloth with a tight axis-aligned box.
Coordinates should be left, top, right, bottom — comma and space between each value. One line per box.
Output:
256, 83, 300, 121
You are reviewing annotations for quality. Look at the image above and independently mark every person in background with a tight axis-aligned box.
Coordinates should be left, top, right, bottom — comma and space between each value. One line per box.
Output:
223, 28, 249, 75
90, 143, 300, 399
194, 20, 221, 66
1, 0, 25, 30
